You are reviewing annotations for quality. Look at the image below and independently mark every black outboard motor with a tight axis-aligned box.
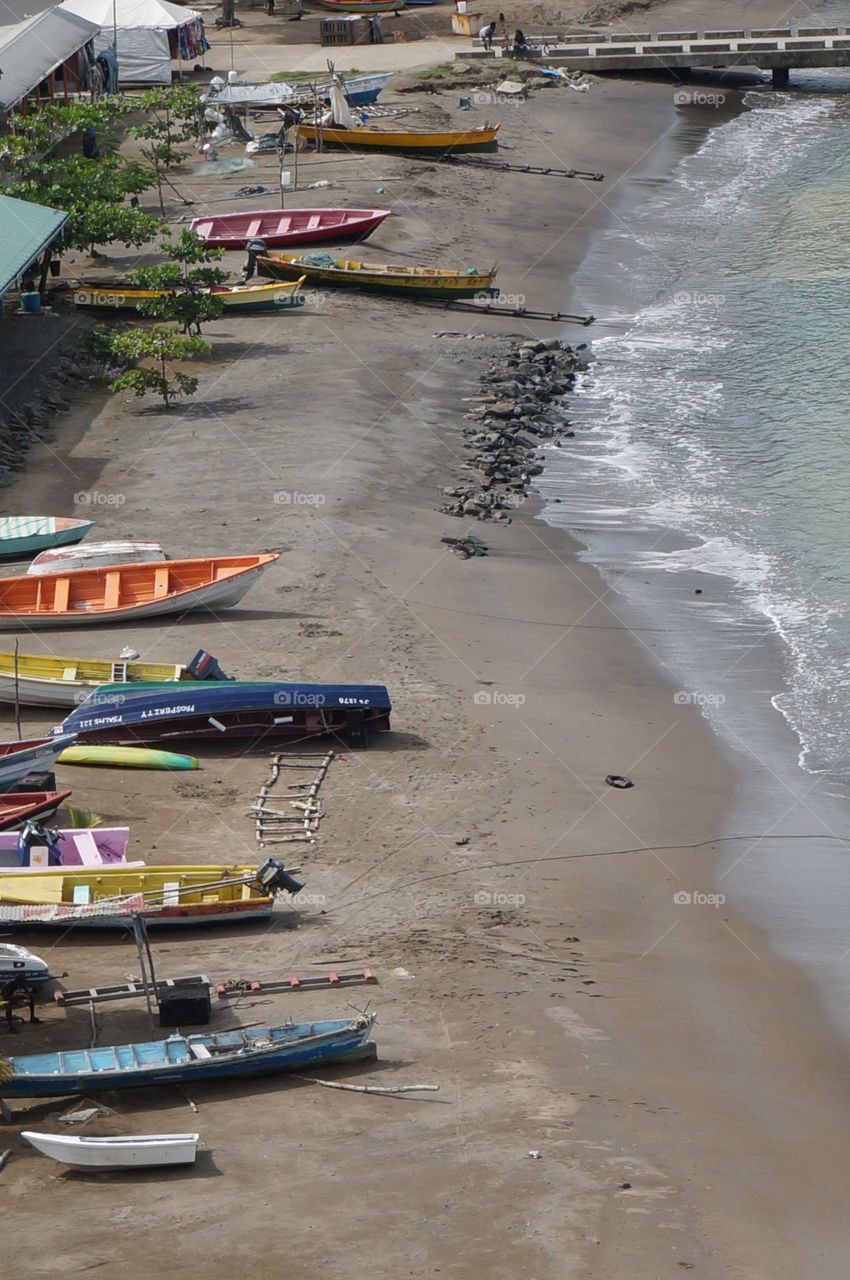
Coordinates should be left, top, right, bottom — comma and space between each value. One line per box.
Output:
17, 820, 62, 868
255, 859, 304, 897
186, 650, 233, 682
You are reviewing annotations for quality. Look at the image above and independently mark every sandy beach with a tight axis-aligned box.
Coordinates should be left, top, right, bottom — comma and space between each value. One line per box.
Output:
3, 5, 850, 1276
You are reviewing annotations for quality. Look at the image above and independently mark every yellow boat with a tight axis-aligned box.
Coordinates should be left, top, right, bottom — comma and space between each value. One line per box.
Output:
0, 648, 197, 709
0, 865, 275, 928
72, 278, 307, 314
258, 253, 498, 299
296, 123, 500, 154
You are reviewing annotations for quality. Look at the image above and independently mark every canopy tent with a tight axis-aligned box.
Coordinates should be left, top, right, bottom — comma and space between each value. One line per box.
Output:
59, 0, 207, 84
0, 195, 67, 298
0, 8, 99, 112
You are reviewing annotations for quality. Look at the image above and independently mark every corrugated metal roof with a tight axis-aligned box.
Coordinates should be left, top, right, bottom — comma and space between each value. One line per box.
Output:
0, 193, 67, 296
0, 7, 100, 112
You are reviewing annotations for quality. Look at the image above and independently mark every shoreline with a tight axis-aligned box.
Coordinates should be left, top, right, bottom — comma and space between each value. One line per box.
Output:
3, 52, 850, 1278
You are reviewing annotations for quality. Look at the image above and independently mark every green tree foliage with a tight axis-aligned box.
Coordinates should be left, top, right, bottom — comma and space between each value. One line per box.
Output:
1, 98, 161, 278
129, 86, 201, 212
107, 326, 210, 410
127, 230, 228, 333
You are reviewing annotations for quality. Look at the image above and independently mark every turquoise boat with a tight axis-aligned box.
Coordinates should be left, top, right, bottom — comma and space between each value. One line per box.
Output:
0, 1014, 377, 1096
0, 517, 95, 562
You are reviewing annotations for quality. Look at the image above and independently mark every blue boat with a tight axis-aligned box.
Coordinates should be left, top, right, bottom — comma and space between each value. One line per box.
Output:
0, 1015, 376, 1097
0, 516, 95, 563
57, 681, 392, 747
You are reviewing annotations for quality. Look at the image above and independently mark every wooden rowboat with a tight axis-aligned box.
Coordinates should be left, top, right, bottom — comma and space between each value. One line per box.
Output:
190, 207, 391, 251
0, 737, 76, 792
0, 517, 94, 562
0, 1015, 377, 1096
0, 792, 72, 831
258, 253, 498, 299
0, 553, 279, 629
23, 1131, 200, 1169
0, 646, 200, 708
297, 123, 500, 155
29, 541, 166, 575
73, 279, 307, 315
0, 863, 278, 928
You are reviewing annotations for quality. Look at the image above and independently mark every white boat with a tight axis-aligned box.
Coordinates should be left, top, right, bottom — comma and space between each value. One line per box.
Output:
0, 735, 76, 790
22, 1131, 200, 1169
0, 941, 51, 984
28, 541, 166, 576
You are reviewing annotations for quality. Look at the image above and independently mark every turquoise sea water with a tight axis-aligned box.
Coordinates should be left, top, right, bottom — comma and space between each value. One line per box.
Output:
541, 72, 850, 783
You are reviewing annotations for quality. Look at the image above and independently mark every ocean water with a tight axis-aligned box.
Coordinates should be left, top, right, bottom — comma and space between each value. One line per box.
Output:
537, 55, 850, 1032
541, 73, 850, 785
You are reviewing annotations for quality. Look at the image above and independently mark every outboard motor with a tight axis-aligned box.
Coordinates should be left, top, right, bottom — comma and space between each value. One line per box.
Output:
16, 820, 62, 868
255, 858, 304, 897
186, 650, 233, 682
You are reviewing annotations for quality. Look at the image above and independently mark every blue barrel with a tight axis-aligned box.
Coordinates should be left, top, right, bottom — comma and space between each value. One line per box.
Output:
19, 291, 41, 314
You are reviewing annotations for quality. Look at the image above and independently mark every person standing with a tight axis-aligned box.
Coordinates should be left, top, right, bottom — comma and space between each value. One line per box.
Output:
479, 19, 496, 50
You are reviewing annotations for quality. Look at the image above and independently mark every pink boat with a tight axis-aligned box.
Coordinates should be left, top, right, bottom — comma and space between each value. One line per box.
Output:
189, 207, 391, 251
0, 827, 138, 870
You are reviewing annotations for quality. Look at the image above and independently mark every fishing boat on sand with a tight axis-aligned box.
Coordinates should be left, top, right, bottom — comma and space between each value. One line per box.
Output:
0, 826, 134, 870
0, 792, 72, 831
313, 0, 404, 11
297, 122, 500, 154
58, 680, 392, 745
0, 737, 76, 792
23, 1131, 200, 1169
0, 645, 230, 708
0, 941, 51, 985
0, 858, 301, 929
0, 1014, 377, 1096
204, 72, 394, 110
58, 745, 199, 771
0, 517, 94, 562
73, 279, 307, 315
258, 252, 498, 299
0, 553, 279, 629
190, 208, 390, 251
29, 541, 166, 574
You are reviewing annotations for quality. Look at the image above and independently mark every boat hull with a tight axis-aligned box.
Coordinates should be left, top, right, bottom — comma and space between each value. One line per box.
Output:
190, 208, 391, 251
0, 1017, 376, 1096
73, 282, 305, 316
0, 518, 95, 562
28, 541, 166, 575
0, 791, 72, 830
0, 737, 76, 792
22, 1131, 200, 1168
258, 255, 497, 298
298, 125, 500, 154
58, 745, 199, 770
0, 554, 278, 629
0, 648, 190, 708
58, 681, 392, 745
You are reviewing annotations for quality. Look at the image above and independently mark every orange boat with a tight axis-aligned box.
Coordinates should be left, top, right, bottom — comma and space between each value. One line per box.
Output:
0, 554, 280, 629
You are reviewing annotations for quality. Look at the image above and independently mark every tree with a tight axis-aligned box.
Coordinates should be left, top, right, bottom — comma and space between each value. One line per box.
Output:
1, 99, 161, 286
127, 230, 229, 334
129, 86, 201, 213
107, 326, 211, 410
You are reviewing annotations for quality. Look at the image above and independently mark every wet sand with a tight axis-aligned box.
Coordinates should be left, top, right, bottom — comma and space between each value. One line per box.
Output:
2, 38, 850, 1280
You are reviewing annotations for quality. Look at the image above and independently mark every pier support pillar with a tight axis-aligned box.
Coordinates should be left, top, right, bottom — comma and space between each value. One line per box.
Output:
772, 66, 790, 87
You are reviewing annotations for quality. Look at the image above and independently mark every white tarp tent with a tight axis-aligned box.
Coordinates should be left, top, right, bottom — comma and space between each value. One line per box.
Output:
59, 0, 202, 84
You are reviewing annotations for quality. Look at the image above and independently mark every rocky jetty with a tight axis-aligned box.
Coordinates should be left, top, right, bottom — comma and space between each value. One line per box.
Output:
0, 353, 91, 481
439, 336, 590, 524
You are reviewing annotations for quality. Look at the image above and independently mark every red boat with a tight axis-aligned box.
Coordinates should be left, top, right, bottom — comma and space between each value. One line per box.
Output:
189, 207, 392, 251
0, 791, 72, 831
